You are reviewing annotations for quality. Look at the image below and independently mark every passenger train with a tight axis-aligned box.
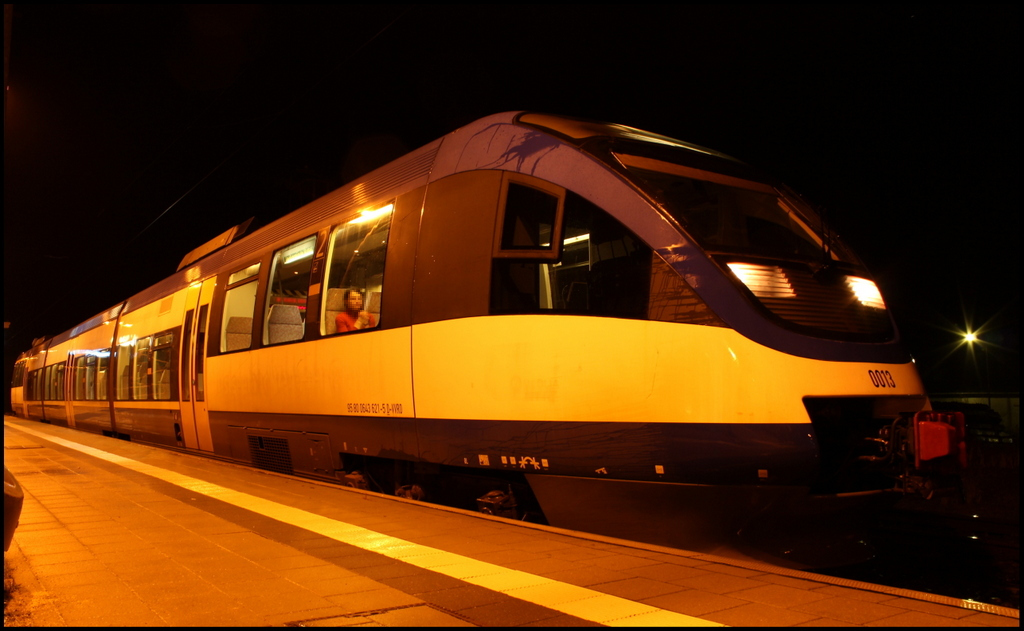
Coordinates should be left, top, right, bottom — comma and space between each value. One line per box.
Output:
10, 112, 966, 566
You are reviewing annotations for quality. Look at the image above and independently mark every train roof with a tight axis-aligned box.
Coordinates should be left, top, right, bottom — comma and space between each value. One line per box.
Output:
29, 112, 787, 341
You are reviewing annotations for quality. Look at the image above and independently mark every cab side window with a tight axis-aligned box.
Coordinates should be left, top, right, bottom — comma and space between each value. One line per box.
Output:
491, 178, 651, 320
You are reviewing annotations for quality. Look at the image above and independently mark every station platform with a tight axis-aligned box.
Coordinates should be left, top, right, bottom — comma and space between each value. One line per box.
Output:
4, 416, 1018, 627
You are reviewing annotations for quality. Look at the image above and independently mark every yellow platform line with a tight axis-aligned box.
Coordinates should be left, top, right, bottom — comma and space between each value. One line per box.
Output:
9, 422, 721, 627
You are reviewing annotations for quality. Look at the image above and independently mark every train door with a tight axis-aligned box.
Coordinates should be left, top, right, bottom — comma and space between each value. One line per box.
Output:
63, 351, 78, 429
178, 278, 216, 451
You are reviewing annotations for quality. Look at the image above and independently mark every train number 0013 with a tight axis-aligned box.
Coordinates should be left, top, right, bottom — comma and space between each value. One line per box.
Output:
868, 369, 896, 388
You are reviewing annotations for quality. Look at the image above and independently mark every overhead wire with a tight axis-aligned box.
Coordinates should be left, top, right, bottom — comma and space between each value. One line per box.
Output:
5, 6, 413, 347
122, 5, 414, 249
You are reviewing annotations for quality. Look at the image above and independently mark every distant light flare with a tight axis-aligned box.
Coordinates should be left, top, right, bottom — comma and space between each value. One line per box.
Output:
955, 325, 989, 351
925, 309, 1003, 375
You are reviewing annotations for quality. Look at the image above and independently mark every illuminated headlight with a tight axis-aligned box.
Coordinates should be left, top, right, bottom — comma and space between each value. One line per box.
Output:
727, 263, 796, 298
846, 276, 886, 309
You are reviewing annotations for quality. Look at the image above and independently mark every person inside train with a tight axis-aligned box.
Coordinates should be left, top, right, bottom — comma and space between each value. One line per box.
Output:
335, 289, 376, 332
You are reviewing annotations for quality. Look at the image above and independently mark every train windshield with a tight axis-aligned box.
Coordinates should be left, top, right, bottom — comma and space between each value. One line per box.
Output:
514, 113, 859, 266
613, 152, 854, 265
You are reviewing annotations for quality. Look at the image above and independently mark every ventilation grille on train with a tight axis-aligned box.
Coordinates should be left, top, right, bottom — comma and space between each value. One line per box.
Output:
728, 262, 893, 340
247, 435, 294, 475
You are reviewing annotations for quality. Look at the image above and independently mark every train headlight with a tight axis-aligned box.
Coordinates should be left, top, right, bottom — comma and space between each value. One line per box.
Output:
727, 263, 796, 298
846, 276, 886, 309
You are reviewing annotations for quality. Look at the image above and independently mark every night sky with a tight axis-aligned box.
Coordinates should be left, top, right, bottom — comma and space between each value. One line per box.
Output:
4, 5, 1019, 395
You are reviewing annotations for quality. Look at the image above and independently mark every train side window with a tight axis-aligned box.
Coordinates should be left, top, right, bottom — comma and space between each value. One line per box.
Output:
152, 331, 175, 400
133, 336, 152, 400
491, 190, 650, 319
28, 368, 41, 401
55, 363, 66, 401
30, 368, 40, 401
116, 341, 133, 400
84, 355, 97, 400
43, 363, 66, 401
43, 366, 50, 400
72, 356, 85, 400
20, 360, 28, 401
41, 366, 49, 400
97, 353, 110, 399
73, 355, 97, 401
195, 305, 208, 401
11, 361, 23, 390
78, 349, 124, 401
111, 330, 175, 400
264, 236, 316, 345
221, 262, 260, 353
322, 202, 393, 336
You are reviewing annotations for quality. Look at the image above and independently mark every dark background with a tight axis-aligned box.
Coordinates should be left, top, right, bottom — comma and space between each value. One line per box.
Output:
4, 4, 1018, 397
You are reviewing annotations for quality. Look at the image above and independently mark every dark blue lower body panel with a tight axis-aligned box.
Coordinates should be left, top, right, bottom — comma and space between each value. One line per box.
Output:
202, 411, 884, 566
208, 411, 821, 486
414, 418, 821, 486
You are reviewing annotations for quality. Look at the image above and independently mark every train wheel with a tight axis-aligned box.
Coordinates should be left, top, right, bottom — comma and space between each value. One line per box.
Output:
396, 484, 426, 501
343, 471, 369, 490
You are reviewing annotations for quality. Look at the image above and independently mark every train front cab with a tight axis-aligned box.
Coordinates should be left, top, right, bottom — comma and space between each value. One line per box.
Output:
399, 115, 964, 560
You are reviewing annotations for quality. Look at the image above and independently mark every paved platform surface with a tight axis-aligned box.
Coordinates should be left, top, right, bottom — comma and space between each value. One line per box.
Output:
4, 416, 1019, 627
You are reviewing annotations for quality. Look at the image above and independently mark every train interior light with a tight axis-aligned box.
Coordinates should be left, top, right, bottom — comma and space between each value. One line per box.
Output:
348, 203, 394, 225
282, 243, 315, 265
